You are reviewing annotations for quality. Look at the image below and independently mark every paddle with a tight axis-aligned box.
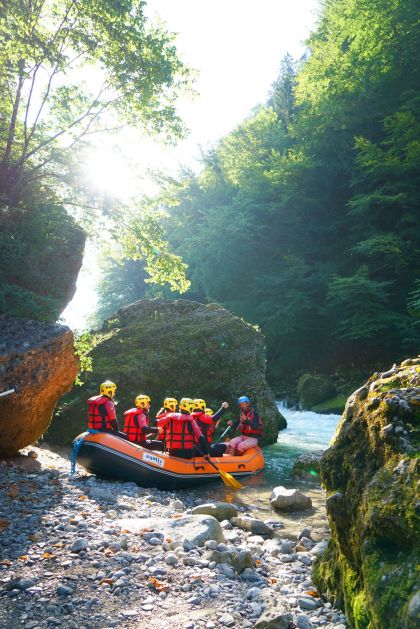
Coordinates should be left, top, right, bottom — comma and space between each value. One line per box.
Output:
215, 424, 231, 443
195, 445, 244, 490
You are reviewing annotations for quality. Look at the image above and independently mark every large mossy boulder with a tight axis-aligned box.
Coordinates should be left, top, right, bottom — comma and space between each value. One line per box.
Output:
0, 317, 78, 455
298, 373, 337, 409
313, 358, 420, 629
47, 299, 286, 445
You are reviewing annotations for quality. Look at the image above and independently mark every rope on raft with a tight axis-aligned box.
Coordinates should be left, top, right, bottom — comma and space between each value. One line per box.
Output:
69, 429, 100, 478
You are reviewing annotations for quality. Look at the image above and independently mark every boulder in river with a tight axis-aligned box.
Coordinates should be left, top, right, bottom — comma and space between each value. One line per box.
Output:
291, 451, 323, 480
46, 298, 286, 445
313, 358, 420, 629
0, 317, 78, 455
270, 486, 313, 511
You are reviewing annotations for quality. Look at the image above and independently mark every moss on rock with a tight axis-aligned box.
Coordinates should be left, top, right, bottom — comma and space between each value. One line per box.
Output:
313, 358, 420, 629
46, 299, 285, 446
298, 373, 337, 409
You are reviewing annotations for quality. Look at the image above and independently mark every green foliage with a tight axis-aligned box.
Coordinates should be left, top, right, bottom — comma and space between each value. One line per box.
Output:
0, 1, 192, 320
327, 266, 395, 340
0, 0, 191, 204
73, 331, 96, 385
94, 0, 420, 383
0, 202, 85, 320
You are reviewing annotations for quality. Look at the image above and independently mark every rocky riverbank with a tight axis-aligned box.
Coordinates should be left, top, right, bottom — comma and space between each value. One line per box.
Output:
0, 447, 347, 629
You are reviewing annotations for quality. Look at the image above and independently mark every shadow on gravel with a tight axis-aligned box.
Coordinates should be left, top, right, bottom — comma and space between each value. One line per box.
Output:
0, 452, 65, 627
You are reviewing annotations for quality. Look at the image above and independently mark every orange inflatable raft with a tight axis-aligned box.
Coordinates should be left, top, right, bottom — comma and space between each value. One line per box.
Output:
74, 431, 264, 489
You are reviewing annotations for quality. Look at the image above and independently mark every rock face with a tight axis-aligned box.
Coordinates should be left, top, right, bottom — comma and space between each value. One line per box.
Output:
313, 358, 420, 629
46, 298, 286, 445
0, 317, 78, 455
298, 373, 337, 409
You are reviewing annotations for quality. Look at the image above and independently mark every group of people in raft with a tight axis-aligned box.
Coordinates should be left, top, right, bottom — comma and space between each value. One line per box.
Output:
87, 380, 263, 460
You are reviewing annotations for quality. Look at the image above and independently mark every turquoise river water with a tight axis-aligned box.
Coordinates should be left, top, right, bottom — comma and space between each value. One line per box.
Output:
184, 403, 342, 538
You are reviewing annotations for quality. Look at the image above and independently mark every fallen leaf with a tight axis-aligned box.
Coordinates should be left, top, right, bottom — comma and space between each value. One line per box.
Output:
100, 578, 113, 585
77, 495, 88, 501
0, 518, 9, 532
6, 486, 19, 499
18, 555, 29, 561
255, 559, 261, 565
43, 553, 53, 559
0, 559, 12, 566
165, 538, 173, 544
270, 577, 277, 584
305, 590, 319, 597
148, 577, 168, 592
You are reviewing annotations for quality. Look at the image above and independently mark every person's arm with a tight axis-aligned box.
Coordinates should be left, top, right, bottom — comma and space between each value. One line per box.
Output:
211, 406, 227, 422
104, 400, 119, 431
190, 419, 210, 454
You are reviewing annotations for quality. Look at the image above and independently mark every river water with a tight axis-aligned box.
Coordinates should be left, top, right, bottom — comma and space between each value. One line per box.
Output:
183, 403, 341, 539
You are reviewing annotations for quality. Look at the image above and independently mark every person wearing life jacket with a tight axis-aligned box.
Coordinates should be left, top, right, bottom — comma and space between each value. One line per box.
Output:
123, 394, 163, 451
226, 395, 262, 455
156, 397, 177, 442
191, 399, 229, 457
87, 380, 123, 435
157, 397, 209, 459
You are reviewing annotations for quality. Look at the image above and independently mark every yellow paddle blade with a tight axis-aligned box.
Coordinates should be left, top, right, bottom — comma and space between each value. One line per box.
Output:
219, 469, 244, 490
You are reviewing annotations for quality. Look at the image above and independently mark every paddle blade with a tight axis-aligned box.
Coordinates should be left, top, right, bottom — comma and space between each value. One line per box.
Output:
219, 470, 244, 490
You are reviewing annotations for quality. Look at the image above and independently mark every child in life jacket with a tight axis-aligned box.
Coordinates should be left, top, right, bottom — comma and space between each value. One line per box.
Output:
157, 397, 209, 459
123, 394, 163, 451
191, 399, 229, 457
87, 380, 126, 438
225, 395, 262, 456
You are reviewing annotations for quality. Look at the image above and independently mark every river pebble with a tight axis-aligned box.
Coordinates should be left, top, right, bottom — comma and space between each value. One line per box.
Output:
0, 446, 348, 629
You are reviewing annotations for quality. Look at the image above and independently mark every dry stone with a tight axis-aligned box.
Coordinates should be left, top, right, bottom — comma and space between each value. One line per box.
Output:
0, 317, 78, 455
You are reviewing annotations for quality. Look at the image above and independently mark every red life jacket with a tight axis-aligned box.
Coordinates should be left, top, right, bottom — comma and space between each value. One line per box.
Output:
87, 395, 115, 431
124, 408, 148, 443
191, 411, 214, 442
164, 413, 196, 450
240, 408, 263, 437
155, 410, 167, 440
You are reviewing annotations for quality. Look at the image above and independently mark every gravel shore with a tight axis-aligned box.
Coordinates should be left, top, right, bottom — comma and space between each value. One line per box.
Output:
0, 446, 347, 629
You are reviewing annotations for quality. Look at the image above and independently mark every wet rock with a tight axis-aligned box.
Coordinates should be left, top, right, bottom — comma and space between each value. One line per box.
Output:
230, 516, 274, 537
291, 452, 323, 481
192, 502, 238, 521
270, 487, 312, 511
